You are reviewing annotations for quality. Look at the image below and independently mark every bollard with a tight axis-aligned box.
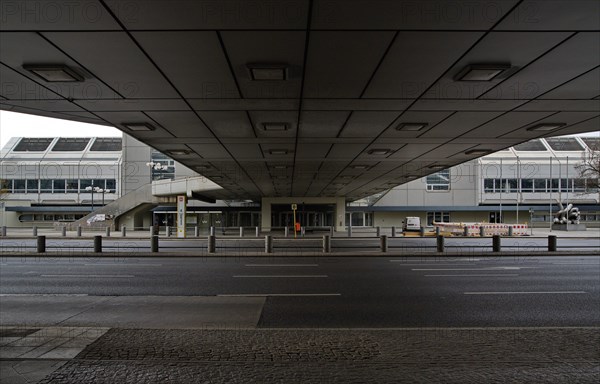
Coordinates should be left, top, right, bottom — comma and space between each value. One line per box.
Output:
33, 226, 38, 236
376, 226, 381, 237
330, 226, 334, 237
37, 235, 46, 253
492, 235, 501, 252
208, 235, 216, 253
437, 235, 445, 253
348, 226, 352, 238
94, 235, 102, 253
210, 226, 215, 236
508, 226, 513, 237
463, 226, 469, 237
392, 226, 396, 237
61, 226, 67, 237
284, 226, 289, 237
105, 227, 110, 237
548, 235, 557, 252
122, 226, 127, 237
420, 227, 425, 237
255, 227, 259, 237
265, 235, 273, 253
435, 226, 440, 236
77, 226, 82, 237
380, 235, 388, 252
239, 227, 244, 237
194, 226, 199, 238
301, 227, 305, 237
479, 226, 485, 237
323, 235, 331, 253
151, 235, 159, 253
1, 226, 6, 237
166, 226, 171, 237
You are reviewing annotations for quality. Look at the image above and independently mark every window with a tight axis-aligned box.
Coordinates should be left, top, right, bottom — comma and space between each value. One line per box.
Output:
560, 179, 572, 192
51, 138, 90, 151
105, 179, 116, 192
1, 179, 11, 192
40, 180, 52, 193
427, 212, 450, 226
79, 179, 94, 192
507, 179, 518, 193
545, 138, 583, 151
426, 170, 450, 191
66, 179, 78, 193
521, 179, 533, 192
13, 179, 25, 193
26, 179, 38, 193
54, 179, 65, 193
484, 179, 494, 193
582, 137, 600, 151
90, 137, 122, 151
13, 138, 53, 152
513, 139, 547, 151
534, 179, 546, 192
550, 179, 559, 192
574, 179, 586, 192
150, 151, 176, 180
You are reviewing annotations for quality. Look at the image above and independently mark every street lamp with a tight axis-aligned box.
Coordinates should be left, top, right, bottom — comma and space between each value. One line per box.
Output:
146, 162, 169, 180
85, 186, 112, 211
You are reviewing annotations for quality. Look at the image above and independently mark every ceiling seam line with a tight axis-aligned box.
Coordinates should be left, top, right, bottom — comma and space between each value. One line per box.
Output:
357, 31, 400, 98
533, 64, 600, 99
216, 31, 244, 98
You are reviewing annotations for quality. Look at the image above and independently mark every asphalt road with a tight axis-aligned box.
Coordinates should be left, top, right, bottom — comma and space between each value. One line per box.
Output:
1, 255, 598, 328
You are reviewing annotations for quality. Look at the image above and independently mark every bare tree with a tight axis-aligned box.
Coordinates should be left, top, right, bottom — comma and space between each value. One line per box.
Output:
575, 144, 600, 192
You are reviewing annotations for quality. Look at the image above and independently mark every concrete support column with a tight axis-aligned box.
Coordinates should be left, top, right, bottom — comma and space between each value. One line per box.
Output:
335, 197, 345, 232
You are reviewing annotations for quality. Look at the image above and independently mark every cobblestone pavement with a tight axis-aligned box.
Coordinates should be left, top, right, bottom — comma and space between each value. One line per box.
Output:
37, 328, 599, 383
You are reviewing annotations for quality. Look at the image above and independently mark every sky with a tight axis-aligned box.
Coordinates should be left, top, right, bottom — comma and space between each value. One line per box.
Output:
0, 110, 122, 149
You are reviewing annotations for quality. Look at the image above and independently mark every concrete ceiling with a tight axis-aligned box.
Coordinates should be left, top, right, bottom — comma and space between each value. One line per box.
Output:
1, 0, 599, 201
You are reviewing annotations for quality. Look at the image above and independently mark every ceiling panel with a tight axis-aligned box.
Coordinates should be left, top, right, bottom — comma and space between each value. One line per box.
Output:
420, 112, 504, 139
539, 67, 600, 100
224, 144, 263, 159
133, 32, 240, 99
197, 111, 254, 138
500, 112, 600, 139
43, 32, 180, 99
340, 111, 400, 138
495, 0, 600, 31
388, 144, 441, 160
220, 31, 305, 99
462, 111, 555, 139
298, 111, 349, 138
327, 144, 369, 159
380, 111, 454, 138
481, 33, 600, 100
93, 111, 174, 138
187, 144, 230, 160
304, 31, 394, 98
144, 111, 213, 138
296, 143, 331, 159
363, 32, 483, 98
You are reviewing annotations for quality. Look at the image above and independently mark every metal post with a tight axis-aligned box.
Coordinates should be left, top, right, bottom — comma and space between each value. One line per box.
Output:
210, 226, 215, 236
301, 227, 305, 237
420, 227, 425, 237
61, 226, 67, 237
121, 226, 126, 237
347, 226, 352, 238
376, 226, 381, 237
166, 226, 170, 237
508, 226, 513, 237
391, 226, 396, 237
77, 226, 82, 237
194, 226, 199, 238
265, 235, 273, 253
255, 227, 259, 237
463, 226, 469, 237
479, 226, 485, 237
436, 235, 445, 253
94, 235, 102, 253
37, 235, 46, 253
380, 235, 388, 253
1, 226, 6, 237
239, 226, 244, 237
151, 235, 159, 253
435, 226, 440, 236
208, 235, 216, 253
330, 226, 334, 237
105, 227, 110, 237
32, 226, 38, 236
492, 235, 501, 252
323, 235, 331, 253
284, 226, 289, 237
548, 235, 557, 252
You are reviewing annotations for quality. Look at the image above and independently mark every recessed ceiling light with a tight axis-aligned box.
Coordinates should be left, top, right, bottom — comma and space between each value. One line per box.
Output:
273, 165, 288, 170
268, 149, 289, 155
122, 122, 155, 131
367, 149, 391, 155
23, 64, 84, 82
195, 165, 211, 170
455, 64, 511, 81
166, 149, 191, 156
248, 64, 288, 81
526, 123, 567, 131
405, 175, 418, 179
428, 164, 448, 170
339, 175, 354, 180
396, 122, 428, 131
351, 165, 370, 170
465, 149, 493, 155
262, 123, 289, 131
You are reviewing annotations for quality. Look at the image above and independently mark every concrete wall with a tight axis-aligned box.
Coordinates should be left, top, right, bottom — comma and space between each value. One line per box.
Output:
121, 135, 152, 196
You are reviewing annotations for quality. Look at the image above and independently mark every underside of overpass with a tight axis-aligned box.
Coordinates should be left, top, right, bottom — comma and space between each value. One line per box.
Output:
1, 0, 599, 205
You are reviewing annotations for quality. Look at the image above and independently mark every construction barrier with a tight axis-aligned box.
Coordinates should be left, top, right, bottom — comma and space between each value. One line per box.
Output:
433, 222, 529, 237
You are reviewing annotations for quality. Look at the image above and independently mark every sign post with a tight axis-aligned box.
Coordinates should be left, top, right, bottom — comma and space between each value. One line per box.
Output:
291, 203, 297, 239
177, 195, 186, 238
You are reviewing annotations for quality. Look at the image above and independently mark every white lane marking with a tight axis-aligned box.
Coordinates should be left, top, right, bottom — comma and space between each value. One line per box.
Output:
425, 274, 519, 277
40, 274, 135, 278
464, 291, 587, 295
552, 263, 600, 265
217, 293, 341, 297
84, 263, 163, 267
233, 275, 328, 278
0, 293, 89, 297
391, 263, 473, 266
412, 267, 538, 271
244, 264, 319, 267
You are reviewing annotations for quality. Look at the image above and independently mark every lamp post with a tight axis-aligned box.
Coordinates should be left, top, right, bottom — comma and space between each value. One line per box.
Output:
146, 162, 168, 180
85, 186, 112, 211
528, 208, 534, 235
85, 185, 96, 211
